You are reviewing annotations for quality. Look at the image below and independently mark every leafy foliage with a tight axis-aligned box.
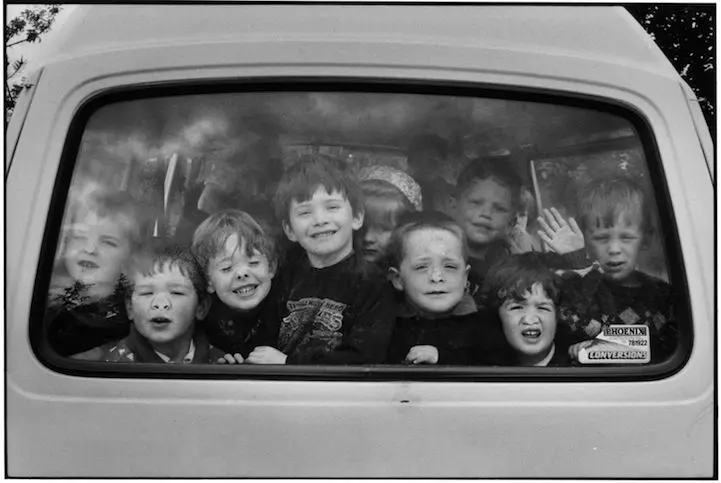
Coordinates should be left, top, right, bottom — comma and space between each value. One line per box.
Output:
626, 5, 715, 133
5, 4, 62, 118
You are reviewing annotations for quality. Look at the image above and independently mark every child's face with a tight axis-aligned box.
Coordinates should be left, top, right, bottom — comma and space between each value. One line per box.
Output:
499, 283, 556, 363
453, 178, 514, 248
390, 228, 469, 315
64, 212, 132, 293
207, 234, 275, 311
363, 225, 393, 264
585, 213, 643, 284
283, 187, 364, 268
128, 264, 208, 346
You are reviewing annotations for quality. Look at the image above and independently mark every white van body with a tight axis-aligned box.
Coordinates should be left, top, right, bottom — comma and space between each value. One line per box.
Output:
6, 5, 714, 477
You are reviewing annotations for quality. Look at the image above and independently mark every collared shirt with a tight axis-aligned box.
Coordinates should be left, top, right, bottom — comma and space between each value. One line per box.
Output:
154, 338, 196, 364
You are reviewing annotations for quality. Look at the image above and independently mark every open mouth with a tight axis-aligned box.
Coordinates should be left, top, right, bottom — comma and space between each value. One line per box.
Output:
605, 261, 625, 271
426, 290, 448, 296
150, 316, 172, 326
521, 328, 542, 339
232, 284, 258, 297
312, 230, 337, 239
78, 260, 99, 269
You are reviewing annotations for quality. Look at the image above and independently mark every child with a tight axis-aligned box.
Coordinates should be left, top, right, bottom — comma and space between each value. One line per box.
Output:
482, 253, 570, 367
73, 242, 224, 363
384, 211, 511, 365
405, 133, 455, 214
450, 157, 588, 304
46, 188, 145, 356
247, 156, 395, 365
358, 165, 421, 267
191, 209, 279, 358
557, 176, 677, 362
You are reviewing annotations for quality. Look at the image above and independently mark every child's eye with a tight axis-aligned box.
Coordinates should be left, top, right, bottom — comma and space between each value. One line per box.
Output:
538, 305, 554, 312
220, 266, 233, 273
621, 235, 638, 242
413, 264, 428, 271
171, 291, 187, 296
591, 236, 609, 242
248, 260, 260, 267
444, 264, 458, 270
494, 204, 509, 213
101, 239, 119, 248
136, 291, 153, 297
507, 304, 523, 311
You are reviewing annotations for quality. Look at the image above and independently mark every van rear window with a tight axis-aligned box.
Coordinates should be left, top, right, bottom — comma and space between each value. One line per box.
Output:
34, 84, 690, 379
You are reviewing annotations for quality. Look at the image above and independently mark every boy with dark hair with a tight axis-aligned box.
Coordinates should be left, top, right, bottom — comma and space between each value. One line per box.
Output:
385, 211, 511, 365
559, 176, 677, 362
482, 253, 570, 367
73, 242, 223, 364
451, 156, 588, 304
191, 209, 279, 359
247, 156, 395, 365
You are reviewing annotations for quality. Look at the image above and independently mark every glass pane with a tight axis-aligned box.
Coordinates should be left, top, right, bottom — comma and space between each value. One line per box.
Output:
42, 90, 678, 370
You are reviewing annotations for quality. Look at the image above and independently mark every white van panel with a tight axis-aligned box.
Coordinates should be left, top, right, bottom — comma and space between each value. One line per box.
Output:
6, 5, 714, 477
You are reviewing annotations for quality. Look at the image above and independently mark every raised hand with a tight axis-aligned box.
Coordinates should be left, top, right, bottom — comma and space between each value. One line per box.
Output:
507, 212, 541, 254
537, 207, 585, 254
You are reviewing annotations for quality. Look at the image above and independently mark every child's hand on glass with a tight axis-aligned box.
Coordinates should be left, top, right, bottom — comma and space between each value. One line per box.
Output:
537, 207, 585, 254
246, 346, 288, 364
404, 345, 439, 364
567, 340, 595, 361
216, 353, 244, 364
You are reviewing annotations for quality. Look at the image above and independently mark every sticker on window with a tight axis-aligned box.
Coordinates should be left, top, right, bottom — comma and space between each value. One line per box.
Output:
578, 325, 651, 364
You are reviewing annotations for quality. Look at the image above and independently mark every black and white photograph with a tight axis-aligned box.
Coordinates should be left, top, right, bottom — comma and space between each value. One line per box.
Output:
5, 3, 715, 478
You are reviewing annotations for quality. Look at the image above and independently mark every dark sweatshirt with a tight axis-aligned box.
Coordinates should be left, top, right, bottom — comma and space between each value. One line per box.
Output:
270, 251, 395, 365
385, 295, 513, 366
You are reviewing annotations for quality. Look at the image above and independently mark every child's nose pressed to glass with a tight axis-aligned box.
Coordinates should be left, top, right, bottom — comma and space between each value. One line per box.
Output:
499, 283, 557, 366
208, 234, 275, 311
128, 266, 207, 359
284, 187, 364, 268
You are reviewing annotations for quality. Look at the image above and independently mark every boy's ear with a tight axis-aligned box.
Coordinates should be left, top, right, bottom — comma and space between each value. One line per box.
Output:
207, 277, 216, 294
282, 220, 298, 242
196, 296, 211, 321
388, 267, 404, 292
351, 209, 365, 231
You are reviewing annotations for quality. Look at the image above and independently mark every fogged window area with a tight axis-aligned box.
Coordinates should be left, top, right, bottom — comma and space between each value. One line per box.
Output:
43, 91, 678, 369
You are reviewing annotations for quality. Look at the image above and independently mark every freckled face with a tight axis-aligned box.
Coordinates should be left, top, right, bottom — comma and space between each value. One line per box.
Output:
390, 228, 469, 315
454, 178, 514, 247
284, 187, 364, 268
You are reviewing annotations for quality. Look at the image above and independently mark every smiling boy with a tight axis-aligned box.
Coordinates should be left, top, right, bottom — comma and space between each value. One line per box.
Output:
73, 242, 223, 364
385, 211, 511, 365
249, 156, 395, 365
191, 209, 279, 358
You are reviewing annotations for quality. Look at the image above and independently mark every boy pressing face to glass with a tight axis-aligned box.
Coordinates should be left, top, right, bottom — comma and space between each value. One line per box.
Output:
74, 243, 223, 364
385, 211, 510, 366
482, 253, 564, 367
191, 210, 279, 360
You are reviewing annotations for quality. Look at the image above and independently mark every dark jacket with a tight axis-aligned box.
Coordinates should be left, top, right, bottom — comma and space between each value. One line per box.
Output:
270, 251, 395, 364
201, 287, 279, 357
45, 281, 130, 356
385, 295, 513, 366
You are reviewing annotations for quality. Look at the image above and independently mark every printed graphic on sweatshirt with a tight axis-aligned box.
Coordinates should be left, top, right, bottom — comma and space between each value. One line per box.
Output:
279, 297, 347, 351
